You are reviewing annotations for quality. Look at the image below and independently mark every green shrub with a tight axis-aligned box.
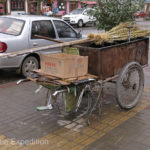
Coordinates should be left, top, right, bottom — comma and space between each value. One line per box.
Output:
90, 0, 140, 31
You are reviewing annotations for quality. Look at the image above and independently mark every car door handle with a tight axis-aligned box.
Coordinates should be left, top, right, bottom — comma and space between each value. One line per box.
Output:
33, 43, 38, 46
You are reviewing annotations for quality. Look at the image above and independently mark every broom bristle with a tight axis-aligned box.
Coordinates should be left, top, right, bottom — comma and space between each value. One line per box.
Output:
88, 22, 150, 45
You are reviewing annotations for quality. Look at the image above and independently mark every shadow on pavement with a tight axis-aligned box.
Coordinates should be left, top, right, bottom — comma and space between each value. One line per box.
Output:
0, 69, 22, 84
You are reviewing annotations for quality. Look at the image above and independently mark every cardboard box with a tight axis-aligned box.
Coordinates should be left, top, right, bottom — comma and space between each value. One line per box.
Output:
40, 53, 88, 78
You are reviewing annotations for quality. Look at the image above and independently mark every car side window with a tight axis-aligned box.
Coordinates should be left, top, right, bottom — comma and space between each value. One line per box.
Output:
53, 20, 77, 38
31, 20, 55, 39
83, 10, 88, 15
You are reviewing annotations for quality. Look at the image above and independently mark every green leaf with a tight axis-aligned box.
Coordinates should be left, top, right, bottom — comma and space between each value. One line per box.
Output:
90, 0, 142, 31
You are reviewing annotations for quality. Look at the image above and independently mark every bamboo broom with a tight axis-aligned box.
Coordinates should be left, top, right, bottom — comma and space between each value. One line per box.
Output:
88, 22, 150, 45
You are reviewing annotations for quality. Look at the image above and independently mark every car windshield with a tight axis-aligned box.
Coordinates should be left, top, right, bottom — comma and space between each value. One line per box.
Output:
69, 9, 84, 15
0, 18, 24, 35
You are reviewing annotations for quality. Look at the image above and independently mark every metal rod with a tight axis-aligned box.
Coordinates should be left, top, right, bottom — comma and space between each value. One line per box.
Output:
126, 26, 133, 42
98, 75, 118, 84
52, 89, 68, 96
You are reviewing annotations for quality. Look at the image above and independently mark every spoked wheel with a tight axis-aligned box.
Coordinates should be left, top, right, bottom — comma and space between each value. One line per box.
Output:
116, 62, 144, 109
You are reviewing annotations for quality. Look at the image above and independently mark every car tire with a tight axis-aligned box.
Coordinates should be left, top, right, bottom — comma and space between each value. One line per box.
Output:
21, 56, 39, 77
78, 20, 83, 27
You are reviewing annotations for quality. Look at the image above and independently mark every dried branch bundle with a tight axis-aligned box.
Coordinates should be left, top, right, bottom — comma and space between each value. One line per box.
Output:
88, 22, 150, 45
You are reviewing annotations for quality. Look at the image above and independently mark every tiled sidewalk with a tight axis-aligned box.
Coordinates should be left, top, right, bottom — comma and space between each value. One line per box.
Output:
0, 81, 150, 150
85, 105, 150, 150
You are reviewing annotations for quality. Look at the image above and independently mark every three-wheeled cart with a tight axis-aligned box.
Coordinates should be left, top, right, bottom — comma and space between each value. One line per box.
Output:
28, 37, 149, 124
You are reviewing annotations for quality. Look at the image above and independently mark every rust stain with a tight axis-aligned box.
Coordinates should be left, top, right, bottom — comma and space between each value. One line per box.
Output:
77, 38, 149, 79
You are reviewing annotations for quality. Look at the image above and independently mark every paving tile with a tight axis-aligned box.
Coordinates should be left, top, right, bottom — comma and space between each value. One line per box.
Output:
85, 106, 150, 150
0, 76, 150, 150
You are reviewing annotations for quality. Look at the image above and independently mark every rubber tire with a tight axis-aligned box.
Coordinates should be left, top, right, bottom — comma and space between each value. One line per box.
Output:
78, 20, 83, 28
116, 62, 144, 109
21, 56, 39, 77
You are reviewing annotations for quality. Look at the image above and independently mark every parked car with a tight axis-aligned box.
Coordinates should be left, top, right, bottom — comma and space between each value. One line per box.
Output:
62, 8, 95, 27
134, 11, 149, 18
0, 15, 81, 77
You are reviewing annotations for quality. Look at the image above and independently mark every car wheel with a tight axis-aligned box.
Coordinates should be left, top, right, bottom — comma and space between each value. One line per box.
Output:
78, 20, 83, 27
21, 56, 39, 77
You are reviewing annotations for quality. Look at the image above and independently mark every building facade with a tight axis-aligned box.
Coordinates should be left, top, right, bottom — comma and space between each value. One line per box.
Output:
0, 0, 52, 15
145, 0, 150, 12
56, 0, 97, 16
0, 0, 97, 16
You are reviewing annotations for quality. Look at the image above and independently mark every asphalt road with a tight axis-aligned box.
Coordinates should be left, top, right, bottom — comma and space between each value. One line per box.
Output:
0, 69, 22, 84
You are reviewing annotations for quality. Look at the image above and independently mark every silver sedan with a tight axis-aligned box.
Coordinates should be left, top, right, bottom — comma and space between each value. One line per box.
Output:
0, 15, 81, 77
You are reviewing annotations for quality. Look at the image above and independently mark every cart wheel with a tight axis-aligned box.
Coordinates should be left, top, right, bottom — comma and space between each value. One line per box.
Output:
116, 62, 144, 109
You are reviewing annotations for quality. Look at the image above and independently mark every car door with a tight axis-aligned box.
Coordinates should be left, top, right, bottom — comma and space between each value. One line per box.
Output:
83, 9, 94, 23
82, 10, 90, 23
53, 20, 79, 42
29, 20, 57, 48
